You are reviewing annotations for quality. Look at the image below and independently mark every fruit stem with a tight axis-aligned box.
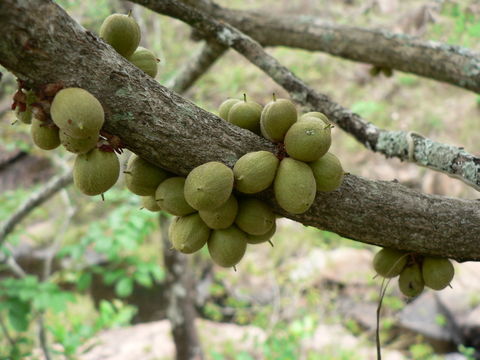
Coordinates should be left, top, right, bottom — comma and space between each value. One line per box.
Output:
101, 193, 105, 201
128, 10, 132, 17
243, 93, 247, 102
272, 93, 276, 101
268, 240, 274, 247
233, 265, 237, 272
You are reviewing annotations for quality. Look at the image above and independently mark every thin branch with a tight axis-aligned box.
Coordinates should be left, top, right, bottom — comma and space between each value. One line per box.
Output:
0, 314, 15, 348
37, 315, 52, 360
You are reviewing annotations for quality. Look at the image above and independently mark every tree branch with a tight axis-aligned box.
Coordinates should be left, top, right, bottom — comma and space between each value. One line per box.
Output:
0, 0, 479, 261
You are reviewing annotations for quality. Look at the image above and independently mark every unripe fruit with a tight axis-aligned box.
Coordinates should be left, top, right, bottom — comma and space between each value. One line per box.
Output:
208, 226, 248, 268
128, 46, 158, 78
422, 257, 454, 290
284, 117, 331, 162
60, 131, 98, 154
274, 158, 316, 214
50, 88, 104, 139
235, 198, 275, 236
373, 248, 408, 278
142, 196, 161, 212
155, 177, 196, 216
169, 213, 210, 254
247, 221, 276, 245
260, 98, 297, 142
99, 13, 141, 58
73, 148, 120, 196
227, 98, 262, 134
199, 195, 238, 230
31, 119, 60, 150
125, 154, 170, 196
218, 99, 241, 120
399, 264, 425, 297
300, 112, 329, 125
16, 90, 36, 124
309, 152, 344, 192
233, 151, 279, 194
184, 162, 234, 211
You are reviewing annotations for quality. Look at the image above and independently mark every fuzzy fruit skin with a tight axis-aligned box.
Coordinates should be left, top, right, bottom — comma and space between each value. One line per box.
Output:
31, 119, 60, 150
99, 13, 141, 58
125, 154, 170, 196
422, 257, 454, 290
73, 149, 120, 196
284, 116, 331, 162
246, 221, 276, 245
399, 264, 425, 297
60, 131, 98, 154
208, 226, 248, 268
128, 46, 158, 78
199, 195, 238, 230
235, 198, 275, 236
218, 99, 241, 120
50, 88, 104, 139
274, 158, 316, 214
260, 98, 297, 142
373, 248, 408, 278
184, 162, 234, 211
169, 214, 210, 254
233, 151, 279, 194
155, 177, 195, 216
309, 152, 344, 192
227, 100, 262, 134
142, 196, 161, 212
300, 112, 329, 125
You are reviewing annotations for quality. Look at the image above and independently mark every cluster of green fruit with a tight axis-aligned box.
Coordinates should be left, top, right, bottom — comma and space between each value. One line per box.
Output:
373, 248, 455, 297
100, 13, 158, 78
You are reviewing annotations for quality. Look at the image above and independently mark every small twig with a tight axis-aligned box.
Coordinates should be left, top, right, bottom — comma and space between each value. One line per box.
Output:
0, 313, 15, 348
376, 277, 391, 360
37, 314, 52, 360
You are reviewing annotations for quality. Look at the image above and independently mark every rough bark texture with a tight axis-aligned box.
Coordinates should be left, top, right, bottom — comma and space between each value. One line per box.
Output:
179, 0, 480, 94
0, 0, 479, 261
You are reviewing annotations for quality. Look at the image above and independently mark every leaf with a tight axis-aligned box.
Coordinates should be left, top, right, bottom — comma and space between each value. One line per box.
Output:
115, 277, 133, 298
77, 272, 92, 291
8, 300, 30, 332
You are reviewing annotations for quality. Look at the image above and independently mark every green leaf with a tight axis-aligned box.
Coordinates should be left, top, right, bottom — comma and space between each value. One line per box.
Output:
8, 301, 30, 332
115, 277, 133, 298
77, 272, 92, 291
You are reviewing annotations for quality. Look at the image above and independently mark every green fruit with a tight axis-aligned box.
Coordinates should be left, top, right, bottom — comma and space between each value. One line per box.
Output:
247, 221, 276, 245
218, 99, 241, 120
15, 90, 36, 124
373, 248, 408, 278
128, 46, 158, 78
142, 196, 161, 212
169, 214, 210, 254
422, 257, 454, 290
284, 117, 331, 162
50, 88, 104, 139
125, 154, 170, 196
399, 264, 425, 297
260, 98, 297, 142
99, 13, 141, 58
184, 162, 234, 211
233, 151, 279, 194
73, 148, 120, 196
274, 158, 316, 214
300, 112, 329, 125
227, 99, 262, 134
199, 195, 238, 229
235, 198, 275, 236
31, 119, 60, 150
309, 152, 344, 192
60, 131, 98, 154
155, 177, 196, 216
208, 226, 248, 268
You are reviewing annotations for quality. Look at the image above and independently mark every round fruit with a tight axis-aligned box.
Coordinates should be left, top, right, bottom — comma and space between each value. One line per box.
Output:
50, 88, 104, 139
125, 154, 170, 196
284, 116, 331, 162
299, 112, 329, 125
422, 257, 454, 290
128, 46, 158, 78
60, 131, 98, 154
155, 177, 196, 216
247, 221, 276, 245
373, 248, 408, 278
16, 90, 36, 124
218, 99, 241, 120
227, 98, 262, 134
99, 13, 141, 58
142, 196, 161, 212
208, 226, 248, 268
168, 213, 210, 254
260, 98, 297, 142
184, 162, 234, 211
31, 119, 60, 150
199, 195, 238, 230
309, 152, 344, 192
73, 148, 120, 196
235, 198, 275, 236
233, 151, 279, 194
399, 264, 425, 297
274, 158, 316, 214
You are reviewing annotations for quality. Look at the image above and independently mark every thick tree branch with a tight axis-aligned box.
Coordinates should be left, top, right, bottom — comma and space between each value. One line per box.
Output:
0, 0, 479, 261
134, 0, 480, 192
180, 0, 480, 95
